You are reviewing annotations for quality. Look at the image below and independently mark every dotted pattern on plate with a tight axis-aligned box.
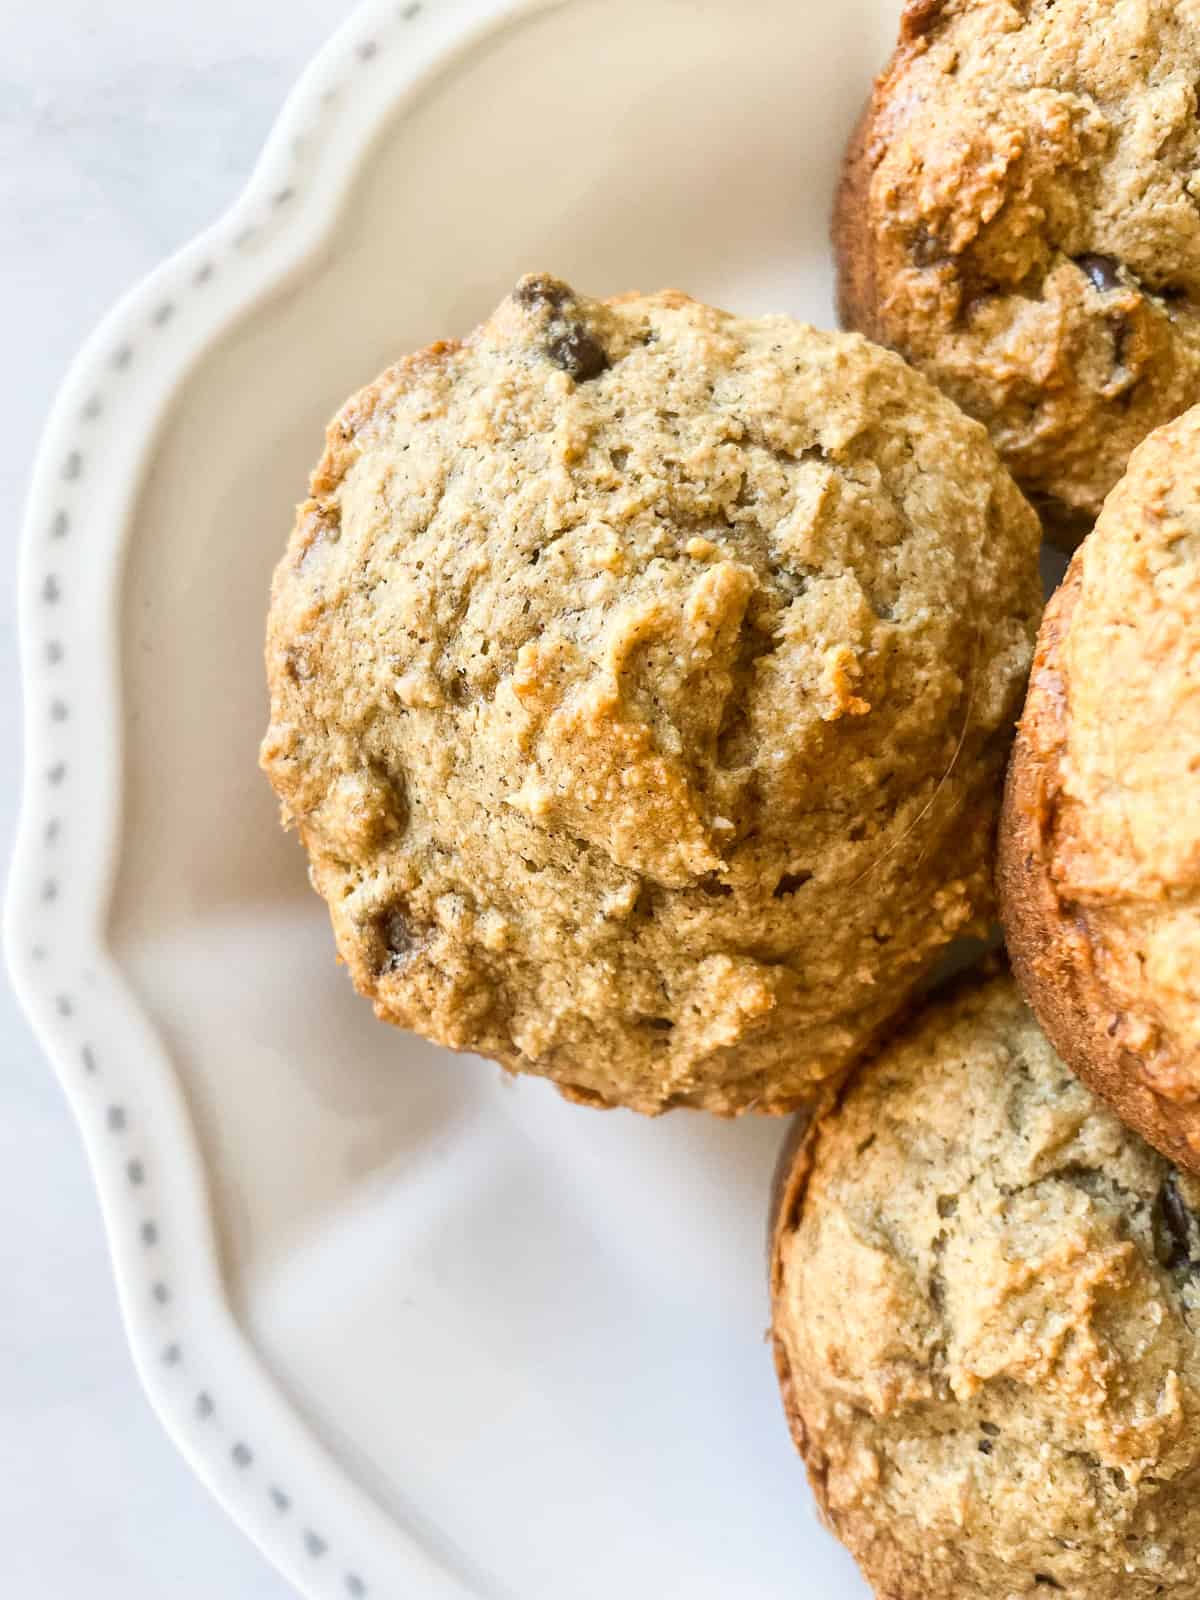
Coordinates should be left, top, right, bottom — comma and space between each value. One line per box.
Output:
23, 4, 433, 1595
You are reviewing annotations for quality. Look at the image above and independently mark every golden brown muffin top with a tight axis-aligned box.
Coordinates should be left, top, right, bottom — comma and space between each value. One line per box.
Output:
1032, 405, 1200, 1106
839, 0, 1200, 532
772, 972, 1200, 1599
261, 276, 1039, 1114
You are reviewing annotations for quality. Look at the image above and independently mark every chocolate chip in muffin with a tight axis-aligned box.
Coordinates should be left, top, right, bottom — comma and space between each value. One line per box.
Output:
510, 275, 610, 382
513, 273, 572, 310
1153, 1173, 1200, 1274
1077, 254, 1123, 295
911, 226, 948, 269
546, 323, 609, 382
373, 906, 418, 975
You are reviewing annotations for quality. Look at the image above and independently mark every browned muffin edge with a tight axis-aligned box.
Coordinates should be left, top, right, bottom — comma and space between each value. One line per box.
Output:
998, 564, 1200, 1173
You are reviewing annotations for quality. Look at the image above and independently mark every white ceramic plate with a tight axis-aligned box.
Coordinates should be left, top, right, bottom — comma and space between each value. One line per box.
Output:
7, 2, 906, 1595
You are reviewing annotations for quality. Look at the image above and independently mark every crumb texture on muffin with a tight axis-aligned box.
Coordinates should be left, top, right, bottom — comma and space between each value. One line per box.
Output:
838, 0, 1200, 532
262, 275, 1040, 1115
772, 973, 1200, 1600
1000, 404, 1200, 1167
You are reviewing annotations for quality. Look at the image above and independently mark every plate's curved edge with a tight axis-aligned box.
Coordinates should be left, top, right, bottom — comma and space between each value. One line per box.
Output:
3, 2, 562, 1596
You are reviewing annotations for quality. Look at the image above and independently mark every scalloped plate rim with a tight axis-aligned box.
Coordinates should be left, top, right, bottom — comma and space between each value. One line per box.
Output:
3, 3, 566, 1597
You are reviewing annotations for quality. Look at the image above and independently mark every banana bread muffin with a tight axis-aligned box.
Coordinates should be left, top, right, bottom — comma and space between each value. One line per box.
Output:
771, 971, 1200, 1599
261, 275, 1040, 1115
1000, 406, 1200, 1171
837, 0, 1200, 542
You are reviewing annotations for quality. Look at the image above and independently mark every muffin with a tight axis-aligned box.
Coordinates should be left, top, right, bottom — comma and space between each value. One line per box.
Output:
999, 406, 1200, 1172
836, 0, 1200, 542
261, 275, 1040, 1115
771, 971, 1200, 1600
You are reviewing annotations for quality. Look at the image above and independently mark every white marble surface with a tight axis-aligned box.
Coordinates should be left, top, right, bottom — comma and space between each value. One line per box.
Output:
0, 6, 354, 1593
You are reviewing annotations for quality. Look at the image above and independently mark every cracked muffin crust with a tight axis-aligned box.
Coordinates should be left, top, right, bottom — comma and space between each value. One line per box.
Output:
1000, 405, 1200, 1171
771, 972, 1200, 1600
261, 276, 1040, 1115
836, 0, 1200, 541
